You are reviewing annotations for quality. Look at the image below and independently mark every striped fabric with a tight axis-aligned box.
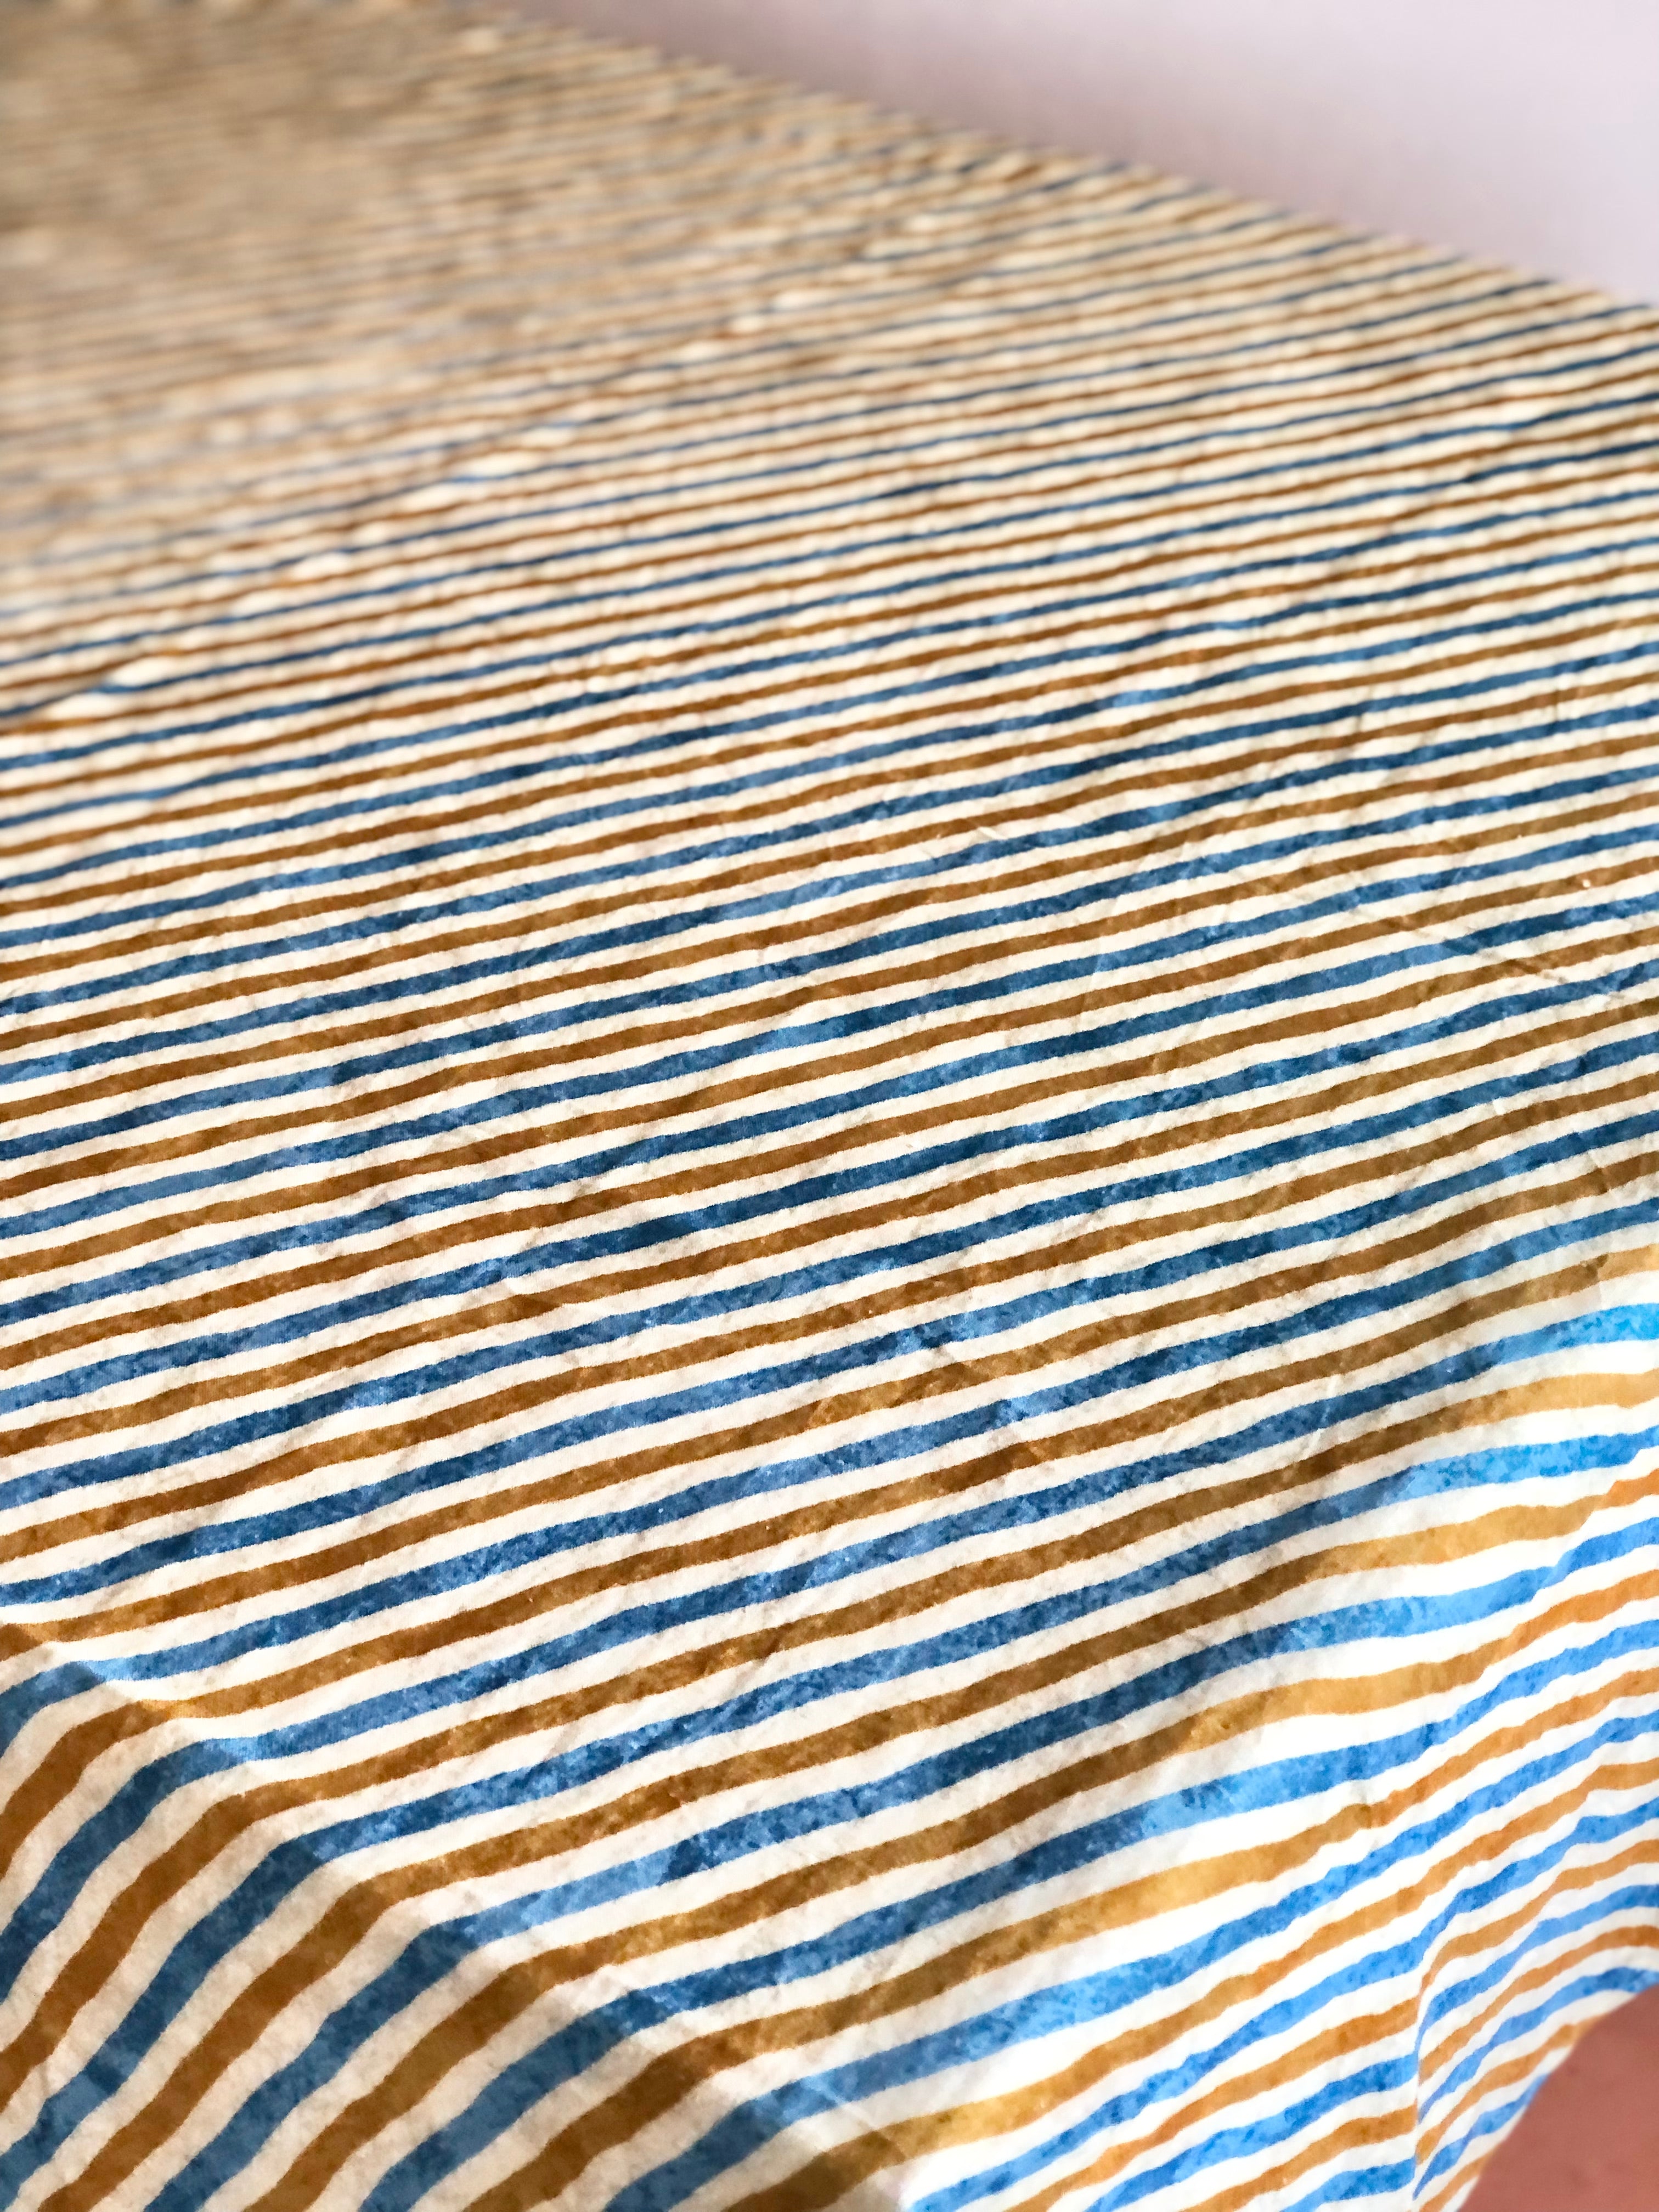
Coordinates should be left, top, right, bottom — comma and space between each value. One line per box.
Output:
4, 5, 1659, 2209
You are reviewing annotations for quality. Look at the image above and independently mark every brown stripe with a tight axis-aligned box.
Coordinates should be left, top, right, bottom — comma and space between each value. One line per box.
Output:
12, 172, 1283, 462
358, 1637, 1659, 2212
1418, 1921, 1659, 2172
7, 805, 1649, 1370
7, 408, 1650, 936
4, 1351, 1637, 1996
15, 390, 1616, 761
10, 569, 1656, 1070
2, 1358, 1645, 1946
35, 1560, 1659, 2212
18, 1183, 1659, 1655
13, 521, 1642, 932
14, 325, 1634, 775
12, 222, 1451, 597
786, 1824, 1659, 2212
7, 718, 1650, 1243
10, 474, 1640, 991
13, 1442, 1657, 2209
4, 1083, 1641, 1521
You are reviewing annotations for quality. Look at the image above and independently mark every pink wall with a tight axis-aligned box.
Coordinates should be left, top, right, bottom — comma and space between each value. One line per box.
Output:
530, 0, 1659, 302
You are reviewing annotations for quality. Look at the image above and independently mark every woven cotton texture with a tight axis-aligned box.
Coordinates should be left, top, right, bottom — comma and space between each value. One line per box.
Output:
3, 6, 1659, 2209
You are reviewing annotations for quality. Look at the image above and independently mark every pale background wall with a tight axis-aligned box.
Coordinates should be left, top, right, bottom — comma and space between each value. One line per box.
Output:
524, 0, 1659, 302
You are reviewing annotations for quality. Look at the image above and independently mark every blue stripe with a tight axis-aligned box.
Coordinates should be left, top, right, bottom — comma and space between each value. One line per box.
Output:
356, 1654, 1659, 2212
12, 686, 1659, 1091
4, 1300, 1654, 2104
20, 296, 1614, 730
10, 70, 1659, 2212
13, 941, 1659, 1527
130, 1707, 1659, 2212
538, 1712, 1659, 2212
936, 1880, 1659, 2212
1418, 1963, 1656, 2193
9, 1493, 1657, 2205
4, 234, 1447, 618
0, 276, 1572, 704
12, 565, 1659, 933
9, 843, 1655, 1342
9, 701, 1659, 1190
13, 923, 1655, 1426
15, 338, 1656, 822
9, 390, 1656, 883
11, 460, 1641, 831
12, 604, 1658, 1037
6, 290, 1619, 695
10, 476, 1656, 967
1423, 1909, 1655, 2118
1, 170, 1260, 595
9, 1097, 1655, 1600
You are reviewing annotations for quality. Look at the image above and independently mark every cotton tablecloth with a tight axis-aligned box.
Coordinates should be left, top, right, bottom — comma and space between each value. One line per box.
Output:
3, 8, 1659, 2210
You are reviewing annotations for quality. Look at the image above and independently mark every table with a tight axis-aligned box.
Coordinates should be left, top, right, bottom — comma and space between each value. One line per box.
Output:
3, 8, 1658, 2209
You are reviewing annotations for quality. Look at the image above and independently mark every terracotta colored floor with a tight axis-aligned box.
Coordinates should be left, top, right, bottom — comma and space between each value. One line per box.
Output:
1466, 1987, 1659, 2211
